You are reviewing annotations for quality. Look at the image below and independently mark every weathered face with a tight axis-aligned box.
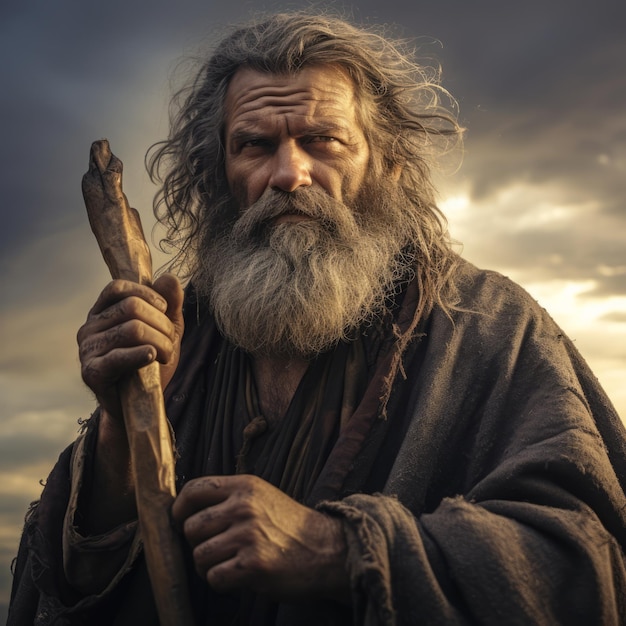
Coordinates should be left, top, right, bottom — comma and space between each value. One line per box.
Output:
223, 65, 371, 210
194, 65, 413, 355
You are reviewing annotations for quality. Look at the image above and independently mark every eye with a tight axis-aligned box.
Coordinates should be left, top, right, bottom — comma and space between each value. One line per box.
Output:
308, 136, 337, 143
234, 137, 275, 156
241, 138, 266, 148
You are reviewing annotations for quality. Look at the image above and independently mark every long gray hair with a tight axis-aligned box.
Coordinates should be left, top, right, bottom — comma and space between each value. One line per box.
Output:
148, 11, 463, 316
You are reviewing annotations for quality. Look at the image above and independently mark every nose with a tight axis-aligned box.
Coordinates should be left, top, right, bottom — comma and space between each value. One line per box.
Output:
268, 141, 312, 192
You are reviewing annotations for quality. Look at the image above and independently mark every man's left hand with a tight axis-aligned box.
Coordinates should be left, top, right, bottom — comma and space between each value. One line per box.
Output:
172, 475, 350, 602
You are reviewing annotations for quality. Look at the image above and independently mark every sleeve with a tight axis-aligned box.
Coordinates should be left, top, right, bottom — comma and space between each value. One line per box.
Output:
62, 431, 142, 596
7, 418, 151, 625
319, 274, 626, 626
322, 461, 626, 625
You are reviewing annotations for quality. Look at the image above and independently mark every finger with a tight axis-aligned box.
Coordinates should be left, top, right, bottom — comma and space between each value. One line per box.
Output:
205, 557, 242, 592
204, 549, 265, 594
152, 273, 184, 332
179, 499, 234, 548
172, 476, 238, 525
193, 519, 272, 592
80, 295, 175, 343
88, 279, 168, 317
81, 345, 157, 391
79, 317, 176, 365
152, 274, 185, 383
193, 536, 239, 584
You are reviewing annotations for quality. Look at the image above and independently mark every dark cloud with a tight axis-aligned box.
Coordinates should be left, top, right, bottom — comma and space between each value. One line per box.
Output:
4, 0, 624, 260
1, 0, 624, 609
0, 0, 224, 256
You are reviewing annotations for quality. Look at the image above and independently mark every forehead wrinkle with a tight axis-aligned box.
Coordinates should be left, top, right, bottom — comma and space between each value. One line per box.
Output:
230, 90, 352, 122
227, 96, 361, 144
226, 67, 358, 118
232, 88, 313, 115
224, 67, 368, 152
231, 112, 354, 135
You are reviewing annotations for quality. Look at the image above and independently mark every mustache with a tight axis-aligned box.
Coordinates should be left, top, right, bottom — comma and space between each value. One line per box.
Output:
230, 187, 360, 243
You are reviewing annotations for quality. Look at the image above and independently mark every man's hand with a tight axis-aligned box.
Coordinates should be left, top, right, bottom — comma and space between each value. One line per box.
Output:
172, 475, 350, 603
76, 274, 184, 533
77, 273, 184, 423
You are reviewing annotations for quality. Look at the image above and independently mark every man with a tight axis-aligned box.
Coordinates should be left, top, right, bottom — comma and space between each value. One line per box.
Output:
9, 11, 626, 625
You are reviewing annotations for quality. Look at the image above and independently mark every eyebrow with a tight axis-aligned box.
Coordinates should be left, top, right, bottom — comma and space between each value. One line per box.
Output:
228, 119, 356, 143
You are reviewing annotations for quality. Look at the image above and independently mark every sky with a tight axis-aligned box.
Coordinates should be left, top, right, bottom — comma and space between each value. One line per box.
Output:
1, 0, 624, 614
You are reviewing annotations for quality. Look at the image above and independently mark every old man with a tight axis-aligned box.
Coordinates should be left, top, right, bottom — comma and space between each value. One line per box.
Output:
9, 11, 626, 625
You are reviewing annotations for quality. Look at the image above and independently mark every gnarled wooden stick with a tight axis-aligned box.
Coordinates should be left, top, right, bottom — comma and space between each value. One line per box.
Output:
82, 139, 194, 625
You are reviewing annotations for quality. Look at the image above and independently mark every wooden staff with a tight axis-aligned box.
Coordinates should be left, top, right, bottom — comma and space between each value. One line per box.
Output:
82, 139, 194, 625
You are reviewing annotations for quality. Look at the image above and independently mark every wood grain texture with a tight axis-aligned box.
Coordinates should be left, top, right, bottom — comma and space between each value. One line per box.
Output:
82, 139, 194, 625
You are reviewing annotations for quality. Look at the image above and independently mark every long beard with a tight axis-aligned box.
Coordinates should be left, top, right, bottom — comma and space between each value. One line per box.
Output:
193, 182, 415, 356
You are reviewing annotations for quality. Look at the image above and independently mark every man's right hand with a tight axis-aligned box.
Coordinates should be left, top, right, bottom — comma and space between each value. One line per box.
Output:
77, 273, 185, 423
75, 274, 184, 533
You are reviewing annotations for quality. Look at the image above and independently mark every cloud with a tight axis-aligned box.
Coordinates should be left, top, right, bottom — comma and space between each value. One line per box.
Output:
432, 2, 626, 286
443, 181, 623, 282
0, 432, 75, 473
441, 102, 626, 298
0, 0, 229, 260
0, 226, 104, 495
602, 311, 626, 324
1, 0, 624, 611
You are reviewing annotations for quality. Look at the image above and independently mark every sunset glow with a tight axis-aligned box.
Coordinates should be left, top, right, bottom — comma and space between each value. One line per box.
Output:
1, 0, 624, 615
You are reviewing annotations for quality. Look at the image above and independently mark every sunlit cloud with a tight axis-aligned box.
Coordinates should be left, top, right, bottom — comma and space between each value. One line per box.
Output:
439, 182, 626, 421
1, 0, 624, 616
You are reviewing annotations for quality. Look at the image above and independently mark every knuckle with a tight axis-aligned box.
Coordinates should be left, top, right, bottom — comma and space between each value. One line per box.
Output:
183, 510, 213, 540
80, 362, 94, 385
78, 333, 102, 360
203, 476, 224, 490
178, 477, 218, 510
100, 319, 144, 348
120, 295, 144, 317
76, 323, 88, 345
198, 507, 216, 525
81, 358, 108, 392
192, 476, 224, 493
121, 318, 145, 340
183, 475, 217, 494
82, 353, 105, 376
244, 522, 267, 550
106, 279, 130, 296
77, 338, 90, 361
234, 498, 257, 520
242, 475, 264, 496
98, 280, 127, 306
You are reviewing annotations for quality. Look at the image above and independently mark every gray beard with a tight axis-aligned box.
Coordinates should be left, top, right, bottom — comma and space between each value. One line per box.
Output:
193, 183, 415, 356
